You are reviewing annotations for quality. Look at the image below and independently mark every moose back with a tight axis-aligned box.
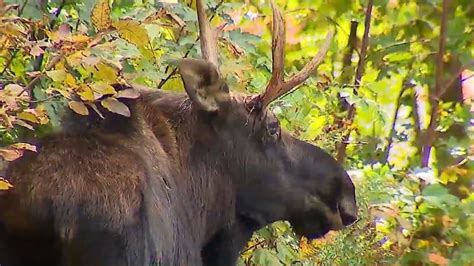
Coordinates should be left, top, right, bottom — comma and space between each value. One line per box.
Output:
0, 58, 357, 266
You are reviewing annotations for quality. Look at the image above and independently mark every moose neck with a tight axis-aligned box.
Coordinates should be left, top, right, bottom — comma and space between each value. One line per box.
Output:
140, 91, 237, 247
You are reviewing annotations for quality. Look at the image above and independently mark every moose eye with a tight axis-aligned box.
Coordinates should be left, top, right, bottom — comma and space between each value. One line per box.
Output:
267, 121, 280, 137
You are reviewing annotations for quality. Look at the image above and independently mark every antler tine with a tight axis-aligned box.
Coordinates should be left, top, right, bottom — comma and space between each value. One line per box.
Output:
196, 0, 219, 68
260, 2, 335, 108
282, 28, 335, 92
267, 1, 286, 90
259, 1, 286, 107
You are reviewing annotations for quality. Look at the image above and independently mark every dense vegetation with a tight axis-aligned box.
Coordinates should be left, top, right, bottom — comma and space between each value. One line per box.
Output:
0, 0, 472, 265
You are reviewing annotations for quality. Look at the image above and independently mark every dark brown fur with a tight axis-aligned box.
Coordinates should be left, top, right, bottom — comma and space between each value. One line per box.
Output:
0, 59, 357, 266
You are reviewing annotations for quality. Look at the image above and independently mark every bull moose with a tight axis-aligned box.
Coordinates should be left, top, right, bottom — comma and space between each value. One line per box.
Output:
0, 1, 357, 266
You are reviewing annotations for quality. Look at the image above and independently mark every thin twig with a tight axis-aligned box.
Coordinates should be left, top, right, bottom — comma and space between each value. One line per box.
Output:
240, 239, 266, 255
18, 0, 28, 16
157, 1, 224, 89
336, 0, 374, 163
0, 50, 19, 75
411, 86, 422, 150
421, 0, 450, 167
19, 54, 63, 96
370, 39, 430, 57
384, 84, 411, 164
31, 0, 66, 74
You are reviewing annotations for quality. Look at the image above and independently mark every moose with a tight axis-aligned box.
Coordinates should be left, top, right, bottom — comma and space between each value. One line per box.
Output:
0, 1, 357, 266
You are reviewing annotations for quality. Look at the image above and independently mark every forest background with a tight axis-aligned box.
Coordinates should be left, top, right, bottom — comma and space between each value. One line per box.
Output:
0, 0, 473, 265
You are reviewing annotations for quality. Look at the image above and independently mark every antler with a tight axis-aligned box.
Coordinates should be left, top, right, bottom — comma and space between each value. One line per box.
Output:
258, 1, 335, 108
196, 0, 219, 69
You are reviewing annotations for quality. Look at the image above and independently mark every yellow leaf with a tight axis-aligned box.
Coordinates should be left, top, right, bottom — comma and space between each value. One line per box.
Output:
101, 97, 130, 117
0, 148, 23, 161
46, 70, 67, 82
91, 0, 112, 32
113, 19, 150, 48
91, 62, 118, 83
17, 111, 40, 123
71, 34, 90, 43
65, 73, 78, 87
90, 82, 116, 95
68, 101, 89, 115
78, 86, 95, 101
66, 51, 86, 67
0, 178, 13, 191
116, 89, 140, 99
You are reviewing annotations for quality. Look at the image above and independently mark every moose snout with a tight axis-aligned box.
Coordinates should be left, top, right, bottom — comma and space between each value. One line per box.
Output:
327, 200, 358, 231
338, 199, 358, 227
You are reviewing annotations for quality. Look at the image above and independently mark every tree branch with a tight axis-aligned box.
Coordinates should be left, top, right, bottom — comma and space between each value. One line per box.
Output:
20, 54, 63, 97
339, 20, 359, 110
384, 83, 411, 164
0, 50, 19, 76
336, 0, 374, 163
421, 0, 450, 167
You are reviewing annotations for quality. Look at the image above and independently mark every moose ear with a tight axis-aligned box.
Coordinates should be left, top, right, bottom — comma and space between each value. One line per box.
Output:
178, 58, 229, 112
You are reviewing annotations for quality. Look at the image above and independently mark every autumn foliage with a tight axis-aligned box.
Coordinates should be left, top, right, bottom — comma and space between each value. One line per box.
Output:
1, 0, 473, 265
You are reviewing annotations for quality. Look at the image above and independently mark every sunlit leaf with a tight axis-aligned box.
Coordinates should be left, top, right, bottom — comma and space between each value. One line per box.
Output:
251, 248, 283, 266
0, 148, 23, 161
113, 19, 150, 48
90, 82, 116, 95
68, 101, 89, 116
91, 62, 118, 83
116, 89, 140, 99
0, 178, 13, 191
9, 143, 37, 152
46, 70, 67, 82
78, 86, 96, 101
91, 0, 112, 32
101, 98, 130, 117
17, 111, 39, 123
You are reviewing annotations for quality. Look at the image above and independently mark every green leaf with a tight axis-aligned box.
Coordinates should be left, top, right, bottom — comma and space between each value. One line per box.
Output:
422, 184, 460, 210
46, 70, 67, 82
276, 242, 298, 263
251, 248, 283, 266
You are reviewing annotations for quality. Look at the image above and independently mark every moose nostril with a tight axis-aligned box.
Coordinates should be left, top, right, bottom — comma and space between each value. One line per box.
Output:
341, 211, 357, 226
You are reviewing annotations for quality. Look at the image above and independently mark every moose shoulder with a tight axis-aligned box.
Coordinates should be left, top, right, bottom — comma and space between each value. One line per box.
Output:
0, 58, 357, 266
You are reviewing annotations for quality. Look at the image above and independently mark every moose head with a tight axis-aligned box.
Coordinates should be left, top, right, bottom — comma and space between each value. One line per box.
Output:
175, 58, 357, 264
176, 1, 358, 263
